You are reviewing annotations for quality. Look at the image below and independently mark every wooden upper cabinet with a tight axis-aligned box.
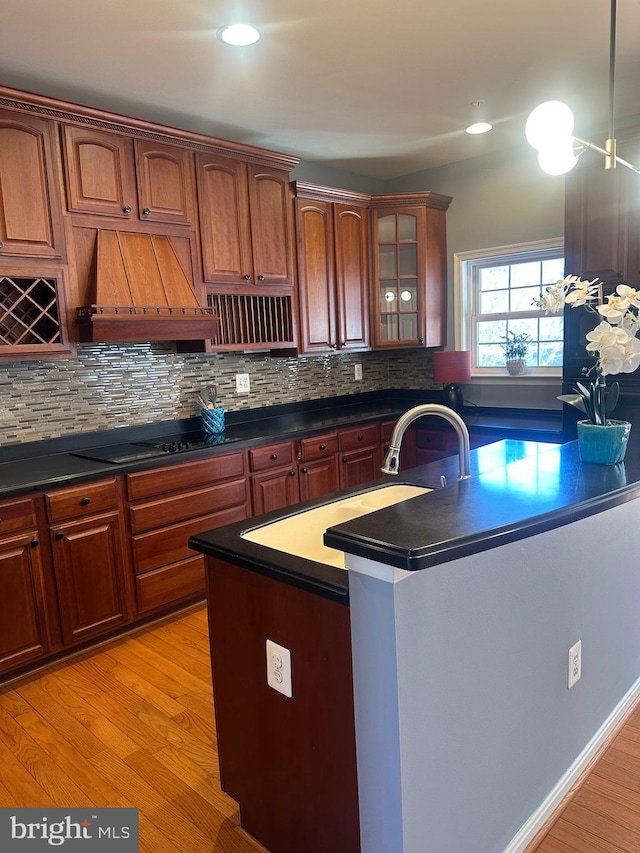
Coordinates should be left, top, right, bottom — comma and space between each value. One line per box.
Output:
334, 202, 369, 351
62, 126, 195, 226
247, 164, 295, 286
196, 153, 294, 287
295, 199, 337, 353
370, 193, 451, 350
564, 127, 640, 288
134, 139, 194, 226
62, 125, 137, 219
0, 108, 65, 259
293, 183, 370, 355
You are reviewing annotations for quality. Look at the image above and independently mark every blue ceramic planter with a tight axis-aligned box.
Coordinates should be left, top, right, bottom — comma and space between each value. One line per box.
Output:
576, 419, 631, 464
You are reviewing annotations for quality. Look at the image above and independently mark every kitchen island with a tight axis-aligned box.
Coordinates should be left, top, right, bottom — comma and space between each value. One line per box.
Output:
190, 434, 640, 853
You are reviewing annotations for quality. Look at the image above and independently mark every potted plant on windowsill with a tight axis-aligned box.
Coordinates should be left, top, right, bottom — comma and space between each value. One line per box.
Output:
537, 276, 640, 464
501, 331, 531, 375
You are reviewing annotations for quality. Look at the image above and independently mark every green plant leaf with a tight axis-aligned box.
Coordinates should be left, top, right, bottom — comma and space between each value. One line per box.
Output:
605, 381, 619, 417
557, 394, 588, 416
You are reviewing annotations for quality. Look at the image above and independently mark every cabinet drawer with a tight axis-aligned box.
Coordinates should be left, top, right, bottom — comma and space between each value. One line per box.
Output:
414, 426, 458, 452
338, 424, 378, 452
298, 433, 338, 462
249, 442, 294, 472
45, 479, 119, 522
127, 451, 246, 501
0, 497, 37, 535
132, 505, 248, 574
129, 479, 248, 534
136, 556, 205, 615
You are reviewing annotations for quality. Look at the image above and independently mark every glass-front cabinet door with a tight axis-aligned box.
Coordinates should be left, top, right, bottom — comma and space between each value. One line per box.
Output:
370, 193, 451, 351
373, 208, 424, 347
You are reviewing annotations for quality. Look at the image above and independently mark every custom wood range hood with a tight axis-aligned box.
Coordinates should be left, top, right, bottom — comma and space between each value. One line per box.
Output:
76, 230, 218, 343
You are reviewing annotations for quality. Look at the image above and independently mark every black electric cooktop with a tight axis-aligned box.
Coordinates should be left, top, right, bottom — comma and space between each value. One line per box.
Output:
70, 432, 240, 464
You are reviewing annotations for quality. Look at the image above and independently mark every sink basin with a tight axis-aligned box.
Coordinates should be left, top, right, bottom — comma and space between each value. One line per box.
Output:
242, 484, 431, 569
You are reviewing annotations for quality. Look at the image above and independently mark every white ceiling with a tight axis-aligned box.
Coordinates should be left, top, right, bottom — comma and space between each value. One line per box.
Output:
2, 0, 640, 180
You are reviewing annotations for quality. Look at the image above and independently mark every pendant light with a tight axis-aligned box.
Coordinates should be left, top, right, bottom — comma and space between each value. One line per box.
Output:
525, 0, 639, 176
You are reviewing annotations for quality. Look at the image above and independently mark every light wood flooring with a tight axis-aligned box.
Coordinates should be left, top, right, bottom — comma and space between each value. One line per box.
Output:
2, 604, 640, 853
0, 606, 266, 853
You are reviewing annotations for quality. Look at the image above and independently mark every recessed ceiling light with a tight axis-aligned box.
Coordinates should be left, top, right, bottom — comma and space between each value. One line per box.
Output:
466, 122, 493, 135
218, 24, 261, 46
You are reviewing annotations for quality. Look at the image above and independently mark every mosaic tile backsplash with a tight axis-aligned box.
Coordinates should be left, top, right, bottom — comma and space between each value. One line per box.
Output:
0, 344, 437, 446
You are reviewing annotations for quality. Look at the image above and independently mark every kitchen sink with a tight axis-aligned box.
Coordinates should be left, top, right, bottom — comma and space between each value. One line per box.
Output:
242, 484, 431, 569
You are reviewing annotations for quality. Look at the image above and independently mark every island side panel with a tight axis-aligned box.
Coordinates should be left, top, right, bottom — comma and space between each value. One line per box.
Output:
204, 556, 360, 853
349, 497, 640, 853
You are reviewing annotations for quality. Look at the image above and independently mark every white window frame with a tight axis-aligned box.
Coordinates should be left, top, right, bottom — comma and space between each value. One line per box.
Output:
453, 238, 564, 382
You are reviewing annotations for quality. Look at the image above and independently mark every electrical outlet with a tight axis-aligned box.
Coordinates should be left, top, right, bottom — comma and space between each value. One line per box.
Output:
354, 363, 363, 381
266, 639, 292, 697
235, 373, 250, 394
568, 640, 582, 688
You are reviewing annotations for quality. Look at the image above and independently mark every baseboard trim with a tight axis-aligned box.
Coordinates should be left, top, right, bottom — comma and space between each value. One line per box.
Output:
503, 675, 640, 853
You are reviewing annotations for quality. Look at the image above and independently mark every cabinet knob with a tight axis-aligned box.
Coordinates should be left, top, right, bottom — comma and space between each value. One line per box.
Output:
123, 205, 132, 214
302, 467, 308, 474
357, 434, 363, 441
0, 241, 3, 250
244, 274, 251, 281
289, 470, 296, 477
418, 336, 424, 343
81, 497, 91, 505
342, 456, 348, 463
257, 274, 265, 281
55, 531, 64, 540
142, 207, 151, 216
319, 444, 326, 451
330, 343, 337, 350
271, 453, 278, 460
31, 538, 39, 548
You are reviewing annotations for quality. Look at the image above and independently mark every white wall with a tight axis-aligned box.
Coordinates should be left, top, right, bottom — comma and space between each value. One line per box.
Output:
348, 494, 640, 852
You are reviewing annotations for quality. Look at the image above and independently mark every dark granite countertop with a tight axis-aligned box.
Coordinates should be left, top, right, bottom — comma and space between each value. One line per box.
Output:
0, 391, 562, 499
190, 434, 640, 602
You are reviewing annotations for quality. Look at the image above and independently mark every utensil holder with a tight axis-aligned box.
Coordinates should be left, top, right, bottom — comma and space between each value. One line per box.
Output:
201, 406, 225, 435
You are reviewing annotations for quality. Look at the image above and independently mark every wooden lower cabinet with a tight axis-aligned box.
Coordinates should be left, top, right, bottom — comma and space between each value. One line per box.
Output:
206, 557, 360, 853
249, 440, 301, 515
0, 523, 51, 674
338, 423, 380, 489
127, 450, 249, 615
49, 510, 132, 646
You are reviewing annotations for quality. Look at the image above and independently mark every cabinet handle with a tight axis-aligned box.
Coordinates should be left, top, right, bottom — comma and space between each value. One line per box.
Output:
81, 497, 91, 505
319, 444, 326, 451
258, 274, 265, 281
55, 531, 64, 540
270, 453, 278, 460
31, 538, 39, 548
289, 470, 296, 477
123, 205, 132, 214
142, 207, 151, 216
244, 274, 251, 281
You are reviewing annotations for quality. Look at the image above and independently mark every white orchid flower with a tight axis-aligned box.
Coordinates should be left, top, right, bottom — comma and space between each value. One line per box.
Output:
597, 294, 631, 323
585, 321, 627, 351
564, 278, 600, 307
616, 284, 640, 310
620, 335, 640, 373
598, 344, 626, 375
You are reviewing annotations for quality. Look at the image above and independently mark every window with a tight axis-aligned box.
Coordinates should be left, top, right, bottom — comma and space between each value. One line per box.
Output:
455, 240, 564, 376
